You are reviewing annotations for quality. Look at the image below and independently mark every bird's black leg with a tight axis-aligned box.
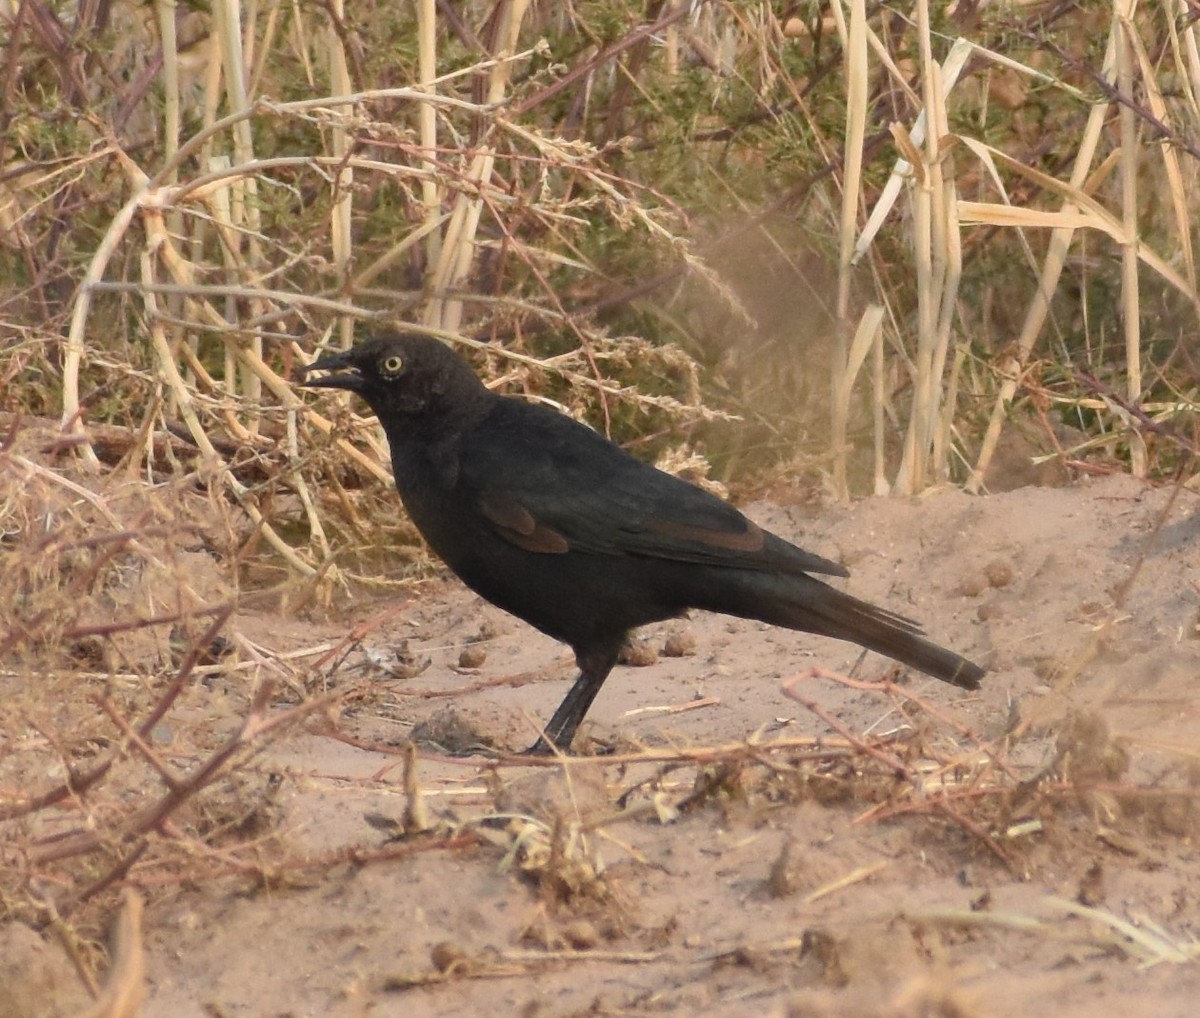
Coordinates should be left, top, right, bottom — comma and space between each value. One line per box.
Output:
524, 639, 623, 755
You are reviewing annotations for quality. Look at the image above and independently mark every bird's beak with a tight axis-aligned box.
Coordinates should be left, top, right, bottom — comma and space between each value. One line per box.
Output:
299, 350, 364, 393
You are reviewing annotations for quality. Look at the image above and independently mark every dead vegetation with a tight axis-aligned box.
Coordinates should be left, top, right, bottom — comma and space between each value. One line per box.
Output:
5, 0, 1200, 1012
4, 432, 1198, 1011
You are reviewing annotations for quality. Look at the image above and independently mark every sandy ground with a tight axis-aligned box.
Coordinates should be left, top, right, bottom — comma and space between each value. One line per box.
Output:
5, 472, 1200, 1017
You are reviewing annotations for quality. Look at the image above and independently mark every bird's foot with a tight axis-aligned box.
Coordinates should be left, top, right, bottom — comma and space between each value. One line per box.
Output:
522, 734, 620, 757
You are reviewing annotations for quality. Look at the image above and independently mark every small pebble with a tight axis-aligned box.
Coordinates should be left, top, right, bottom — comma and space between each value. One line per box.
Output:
976, 601, 1003, 622
662, 630, 697, 657
957, 574, 987, 598
388, 640, 431, 679
562, 919, 601, 949
430, 941, 469, 973
411, 708, 491, 753
458, 645, 487, 668
1077, 860, 1105, 907
618, 639, 658, 667
985, 560, 1014, 588
472, 620, 503, 642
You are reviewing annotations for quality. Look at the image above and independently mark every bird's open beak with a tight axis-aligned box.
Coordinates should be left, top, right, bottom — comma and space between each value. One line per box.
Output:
299, 350, 364, 393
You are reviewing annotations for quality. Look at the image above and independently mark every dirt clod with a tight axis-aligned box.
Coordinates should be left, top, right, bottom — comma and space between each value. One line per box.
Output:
662, 629, 698, 657
458, 644, 487, 668
410, 707, 494, 753
430, 941, 470, 974
8, 474, 1200, 1018
985, 560, 1015, 587
618, 638, 659, 667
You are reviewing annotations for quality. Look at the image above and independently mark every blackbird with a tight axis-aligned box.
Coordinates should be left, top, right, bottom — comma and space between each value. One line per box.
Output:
302, 332, 984, 752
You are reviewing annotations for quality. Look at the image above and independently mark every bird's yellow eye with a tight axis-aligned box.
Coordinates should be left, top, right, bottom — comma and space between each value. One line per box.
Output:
381, 354, 404, 375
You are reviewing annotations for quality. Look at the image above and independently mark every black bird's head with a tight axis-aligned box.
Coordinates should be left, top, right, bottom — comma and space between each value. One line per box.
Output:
300, 332, 488, 424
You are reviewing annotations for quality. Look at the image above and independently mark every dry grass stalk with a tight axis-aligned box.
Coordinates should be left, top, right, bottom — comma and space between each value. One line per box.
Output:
802, 860, 890, 905
8, 0, 1197, 562
0, 429, 355, 972
1115, 0, 1145, 478
892, 0, 960, 495
401, 742, 432, 835
74, 890, 145, 1018
7, 13, 1200, 991
39, 47, 720, 584
326, 0, 355, 353
958, 12, 1199, 489
830, 0, 870, 499
911, 896, 1200, 969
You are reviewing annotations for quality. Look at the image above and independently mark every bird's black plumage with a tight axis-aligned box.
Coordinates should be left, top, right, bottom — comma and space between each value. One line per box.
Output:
301, 331, 984, 752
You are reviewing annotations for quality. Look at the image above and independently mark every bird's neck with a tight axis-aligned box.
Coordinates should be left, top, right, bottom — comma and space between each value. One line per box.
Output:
380, 394, 492, 491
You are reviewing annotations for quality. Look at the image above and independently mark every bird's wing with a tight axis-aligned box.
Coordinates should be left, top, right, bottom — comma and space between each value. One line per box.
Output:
461, 404, 847, 578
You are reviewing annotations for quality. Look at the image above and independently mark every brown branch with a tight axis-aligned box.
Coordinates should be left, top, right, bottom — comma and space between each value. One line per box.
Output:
781, 672, 917, 779
0, 606, 234, 821
124, 831, 484, 889
509, 2, 712, 117
0, 526, 142, 657
0, 410, 288, 483
31, 676, 318, 870
62, 603, 231, 642
782, 669, 1023, 872
1075, 372, 1199, 456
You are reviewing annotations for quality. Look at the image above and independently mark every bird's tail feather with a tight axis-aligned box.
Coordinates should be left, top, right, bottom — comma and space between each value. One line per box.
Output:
758, 580, 984, 690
